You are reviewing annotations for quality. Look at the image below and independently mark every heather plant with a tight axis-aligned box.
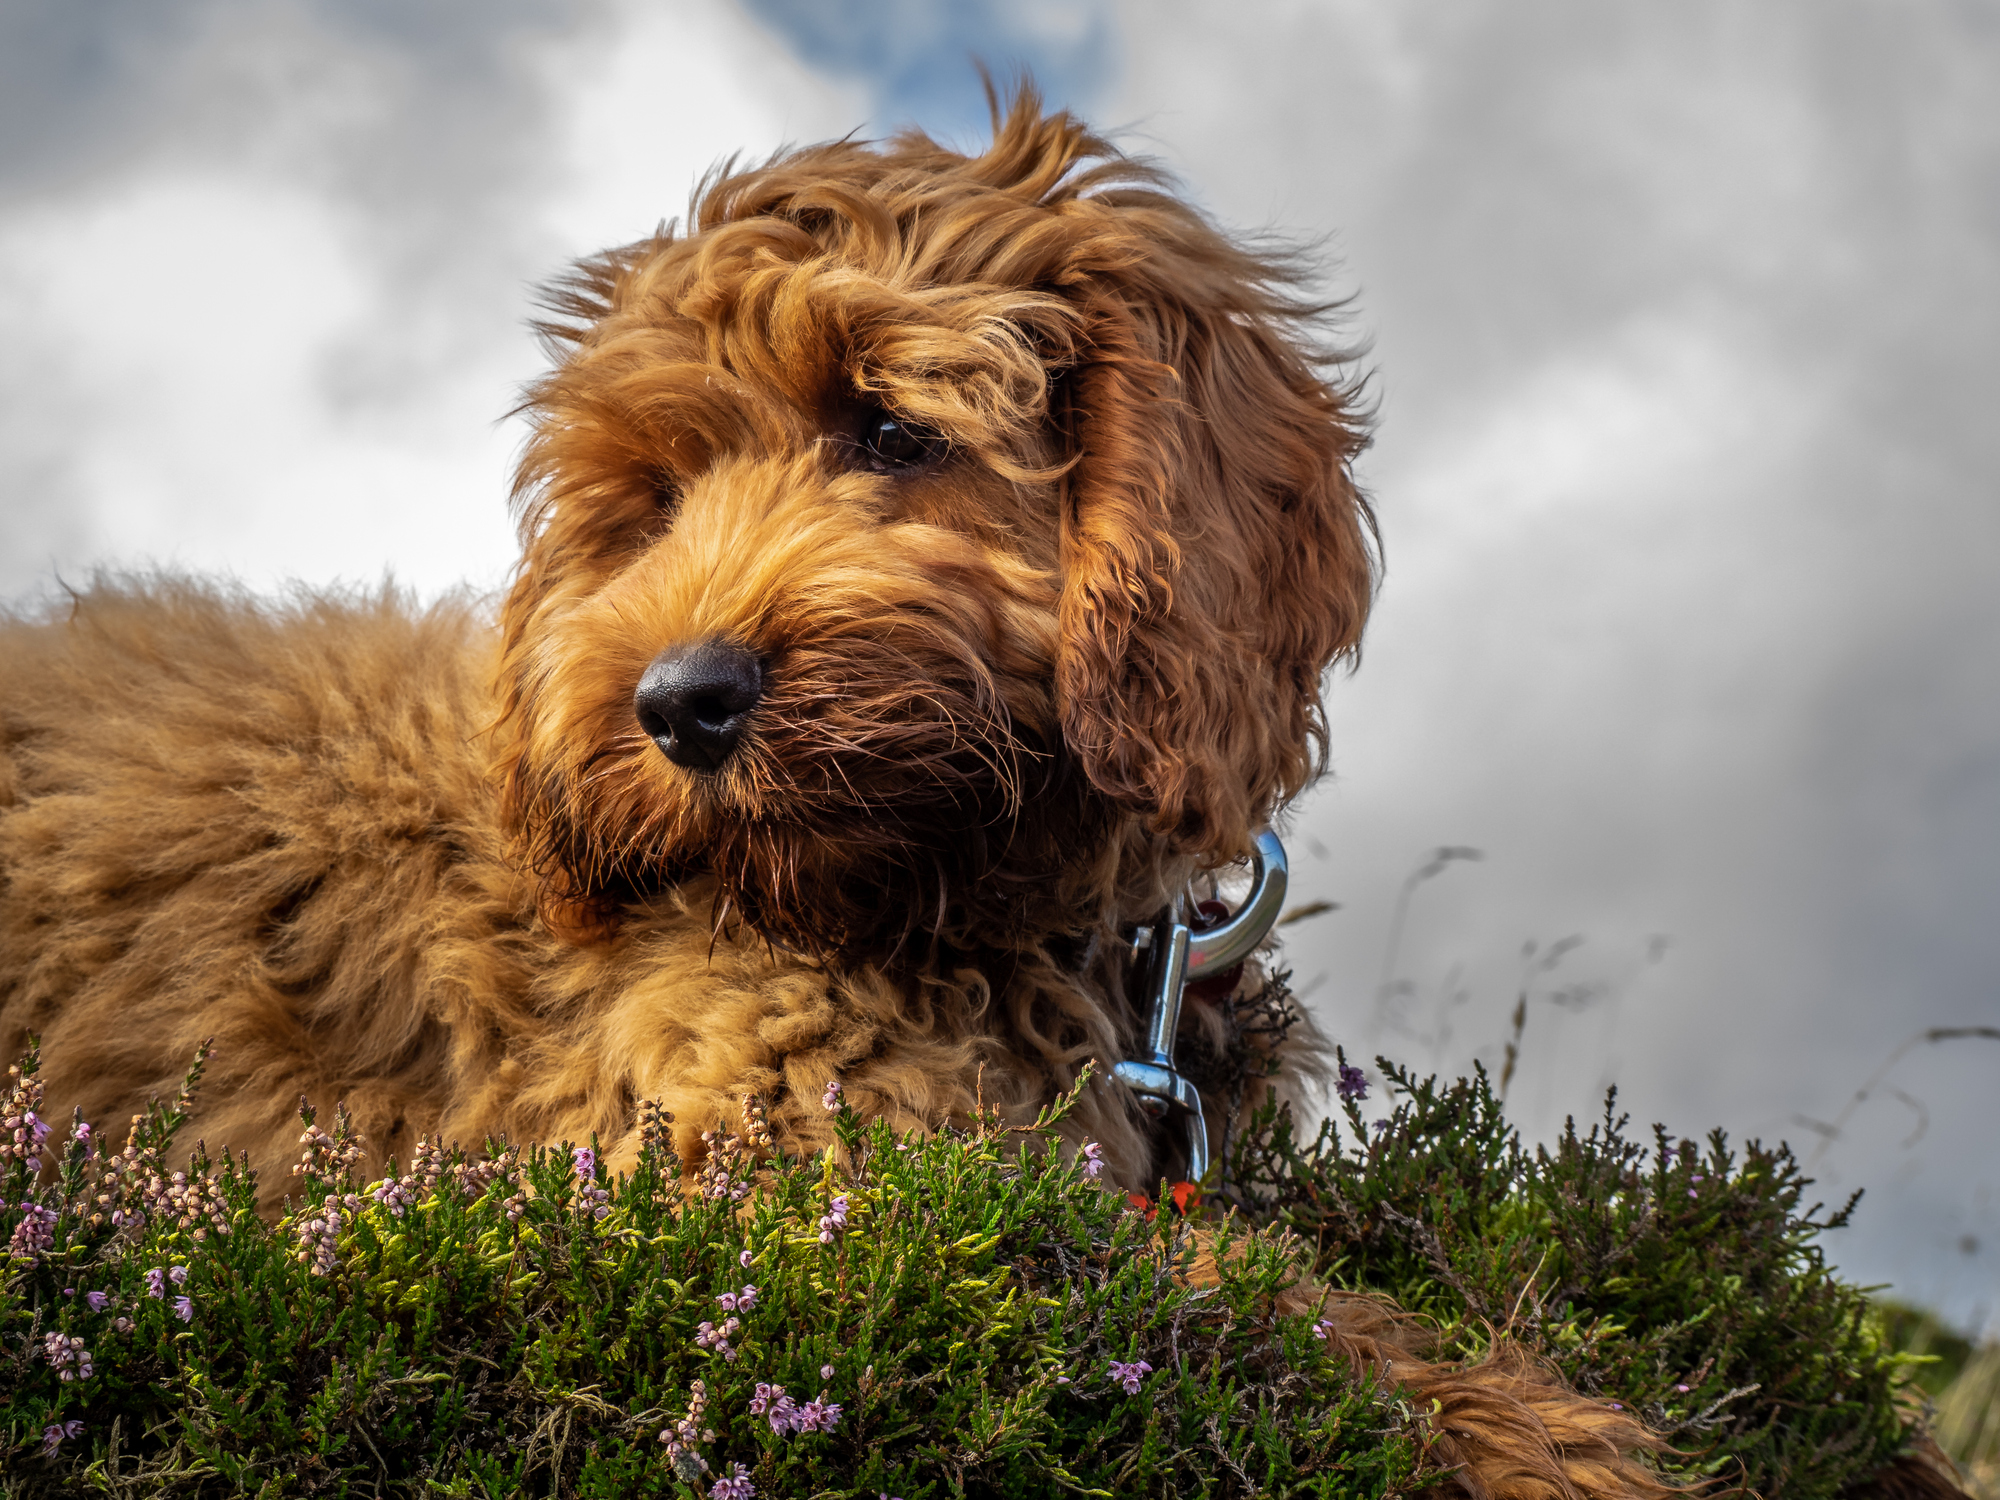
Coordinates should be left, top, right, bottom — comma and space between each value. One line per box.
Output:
1868, 1302, 2000, 1500
1221, 1051, 1921, 1500
1, 1019, 1953, 1500
0, 1041, 1435, 1499
1873, 1303, 1976, 1403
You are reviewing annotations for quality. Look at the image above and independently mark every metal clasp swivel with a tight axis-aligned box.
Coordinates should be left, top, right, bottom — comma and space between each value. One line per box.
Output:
1113, 829, 1289, 1185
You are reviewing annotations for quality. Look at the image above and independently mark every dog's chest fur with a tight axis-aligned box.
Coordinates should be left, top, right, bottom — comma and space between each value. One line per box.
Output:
0, 584, 1155, 1202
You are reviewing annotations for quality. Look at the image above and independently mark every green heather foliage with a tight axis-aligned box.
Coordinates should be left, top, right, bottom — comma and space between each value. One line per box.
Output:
0, 1045, 1434, 1499
1871, 1304, 1976, 1403
1221, 1053, 1919, 1500
0, 1028, 1938, 1499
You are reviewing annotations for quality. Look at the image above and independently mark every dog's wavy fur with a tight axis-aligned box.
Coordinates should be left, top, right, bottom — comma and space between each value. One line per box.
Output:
0, 89, 1678, 1499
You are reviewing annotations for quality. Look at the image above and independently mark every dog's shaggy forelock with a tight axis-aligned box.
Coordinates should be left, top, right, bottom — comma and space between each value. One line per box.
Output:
494, 87, 1375, 962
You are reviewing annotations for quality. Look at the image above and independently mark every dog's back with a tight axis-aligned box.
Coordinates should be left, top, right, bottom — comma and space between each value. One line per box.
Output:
0, 582, 524, 1181
0, 582, 1162, 1197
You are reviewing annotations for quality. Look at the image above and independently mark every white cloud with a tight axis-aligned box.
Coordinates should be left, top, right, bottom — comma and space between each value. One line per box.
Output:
0, 0, 865, 606
535, 2, 868, 261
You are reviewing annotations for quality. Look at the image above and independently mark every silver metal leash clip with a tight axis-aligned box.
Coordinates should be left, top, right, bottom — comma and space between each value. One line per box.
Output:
1112, 829, 1289, 1186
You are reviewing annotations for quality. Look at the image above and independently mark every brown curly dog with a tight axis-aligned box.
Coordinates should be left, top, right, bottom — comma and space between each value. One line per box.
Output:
1, 89, 1680, 1500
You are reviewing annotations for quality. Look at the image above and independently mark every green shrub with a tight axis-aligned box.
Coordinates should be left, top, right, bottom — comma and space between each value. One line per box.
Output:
0, 1045, 1433, 1499
1221, 1051, 1919, 1500
1871, 1304, 1975, 1402
0, 1022, 1943, 1499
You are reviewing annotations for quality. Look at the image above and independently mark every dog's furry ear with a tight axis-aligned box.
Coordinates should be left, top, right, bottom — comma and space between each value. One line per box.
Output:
491, 555, 623, 945
1054, 253, 1375, 864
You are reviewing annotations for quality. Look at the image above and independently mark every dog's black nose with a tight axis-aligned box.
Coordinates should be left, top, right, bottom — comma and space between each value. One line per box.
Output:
634, 640, 763, 772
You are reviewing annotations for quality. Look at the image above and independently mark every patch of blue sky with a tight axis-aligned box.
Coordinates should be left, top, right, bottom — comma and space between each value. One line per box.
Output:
740, 0, 1117, 147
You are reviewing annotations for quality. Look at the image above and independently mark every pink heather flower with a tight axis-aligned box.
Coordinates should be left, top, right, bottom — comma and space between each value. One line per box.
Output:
711, 1462, 756, 1499
694, 1318, 741, 1361
1109, 1359, 1153, 1395
717, 1284, 758, 1313
571, 1145, 611, 1219
43, 1331, 93, 1382
821, 1080, 843, 1112
1080, 1142, 1106, 1181
144, 1267, 167, 1299
1675, 1383, 1691, 1393
74, 1120, 94, 1159
9, 1202, 57, 1262
85, 1291, 110, 1312
659, 1379, 712, 1477
296, 1195, 349, 1276
172, 1296, 193, 1323
1336, 1064, 1369, 1102
817, 1194, 849, 1245
1312, 1318, 1337, 1340
25, 1111, 50, 1149
751, 1381, 801, 1434
820, 1364, 835, 1381
373, 1176, 417, 1217
694, 1132, 749, 1202
168, 1265, 188, 1286
41, 1420, 83, 1458
738, 1249, 753, 1269
795, 1396, 842, 1434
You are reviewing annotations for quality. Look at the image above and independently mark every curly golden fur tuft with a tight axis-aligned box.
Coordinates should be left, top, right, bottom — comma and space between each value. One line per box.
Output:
0, 86, 1678, 1500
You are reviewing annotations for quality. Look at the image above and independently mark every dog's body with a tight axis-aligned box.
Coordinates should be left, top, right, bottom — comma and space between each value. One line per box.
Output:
0, 577, 1218, 1194
0, 93, 1695, 1500
2, 583, 1013, 1189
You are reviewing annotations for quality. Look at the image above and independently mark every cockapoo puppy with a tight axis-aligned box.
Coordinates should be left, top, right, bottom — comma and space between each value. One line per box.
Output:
0, 86, 1700, 1500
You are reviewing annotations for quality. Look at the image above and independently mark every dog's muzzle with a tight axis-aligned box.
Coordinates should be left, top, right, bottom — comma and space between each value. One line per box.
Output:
634, 639, 763, 772
1116, 829, 1289, 1186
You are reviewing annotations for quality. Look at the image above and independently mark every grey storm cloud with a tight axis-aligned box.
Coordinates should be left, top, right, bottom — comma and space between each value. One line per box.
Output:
0, 0, 589, 276
3, 0, 1996, 1326
1082, 0, 2000, 1323
0, 0, 606, 601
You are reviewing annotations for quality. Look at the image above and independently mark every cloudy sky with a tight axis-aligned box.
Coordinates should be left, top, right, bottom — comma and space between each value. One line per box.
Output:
4, 1, 1996, 1329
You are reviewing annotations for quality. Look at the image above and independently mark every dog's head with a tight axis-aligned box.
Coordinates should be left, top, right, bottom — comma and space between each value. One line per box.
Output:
495, 88, 1375, 961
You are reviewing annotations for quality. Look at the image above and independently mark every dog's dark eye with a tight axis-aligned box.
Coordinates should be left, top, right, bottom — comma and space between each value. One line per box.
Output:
858, 408, 944, 471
